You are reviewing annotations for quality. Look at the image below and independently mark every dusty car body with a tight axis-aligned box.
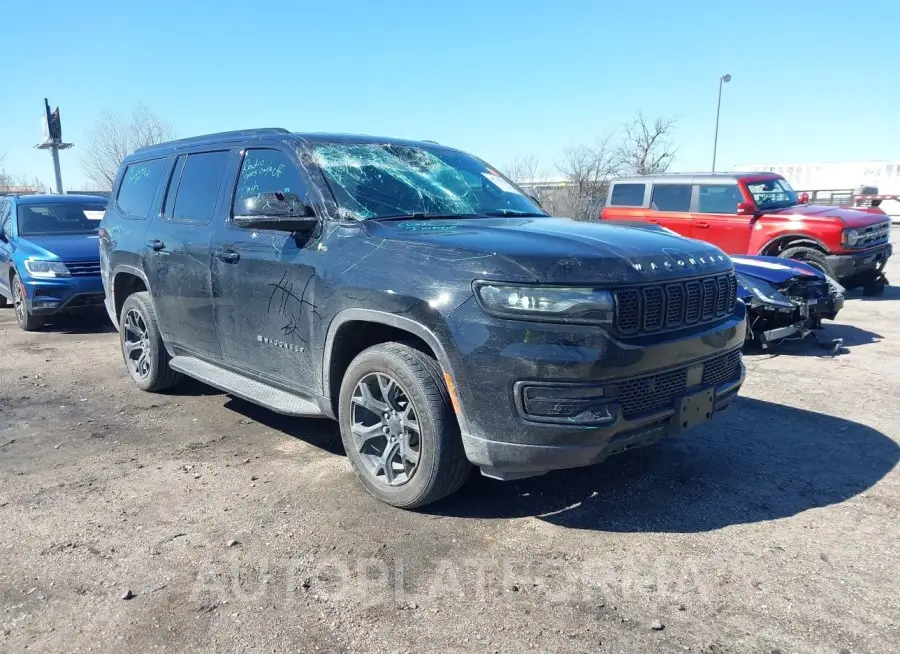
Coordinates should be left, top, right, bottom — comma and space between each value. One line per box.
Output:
732, 255, 844, 348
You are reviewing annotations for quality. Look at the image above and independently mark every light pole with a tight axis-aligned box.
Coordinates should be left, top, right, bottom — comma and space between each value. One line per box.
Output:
711, 73, 731, 172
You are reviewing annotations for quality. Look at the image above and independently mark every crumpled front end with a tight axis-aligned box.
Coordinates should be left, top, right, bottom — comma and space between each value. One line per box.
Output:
737, 264, 844, 348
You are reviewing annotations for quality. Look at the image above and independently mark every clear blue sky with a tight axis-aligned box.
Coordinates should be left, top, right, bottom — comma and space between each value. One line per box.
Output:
2, 0, 897, 189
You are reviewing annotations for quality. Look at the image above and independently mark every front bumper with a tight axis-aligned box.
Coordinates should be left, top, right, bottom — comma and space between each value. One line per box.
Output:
745, 293, 843, 347
826, 243, 892, 280
443, 298, 747, 479
21, 275, 105, 315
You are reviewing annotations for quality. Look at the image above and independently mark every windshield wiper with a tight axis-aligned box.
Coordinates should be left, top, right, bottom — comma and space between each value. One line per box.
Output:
372, 213, 483, 222
481, 210, 547, 217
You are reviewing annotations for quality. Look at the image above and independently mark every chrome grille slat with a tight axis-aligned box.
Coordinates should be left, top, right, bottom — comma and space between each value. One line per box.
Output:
64, 260, 101, 277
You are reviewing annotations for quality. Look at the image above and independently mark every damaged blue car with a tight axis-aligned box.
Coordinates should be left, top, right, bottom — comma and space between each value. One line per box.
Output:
731, 255, 844, 348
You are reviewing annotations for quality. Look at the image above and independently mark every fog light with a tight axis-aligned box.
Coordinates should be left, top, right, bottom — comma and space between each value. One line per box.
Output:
33, 300, 60, 309
519, 383, 617, 425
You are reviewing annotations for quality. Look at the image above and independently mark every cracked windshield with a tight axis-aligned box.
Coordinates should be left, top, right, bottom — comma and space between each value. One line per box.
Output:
311, 143, 545, 220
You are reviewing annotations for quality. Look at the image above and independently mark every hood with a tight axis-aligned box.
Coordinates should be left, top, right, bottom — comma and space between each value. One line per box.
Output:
364, 216, 732, 284
765, 203, 888, 228
16, 234, 101, 262
731, 255, 824, 285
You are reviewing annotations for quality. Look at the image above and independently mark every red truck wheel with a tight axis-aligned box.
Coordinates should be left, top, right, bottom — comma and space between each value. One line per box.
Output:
779, 246, 834, 278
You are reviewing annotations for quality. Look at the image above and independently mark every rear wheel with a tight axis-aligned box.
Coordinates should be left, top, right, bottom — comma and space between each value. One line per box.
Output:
11, 273, 44, 331
119, 291, 181, 392
779, 245, 834, 278
338, 342, 470, 509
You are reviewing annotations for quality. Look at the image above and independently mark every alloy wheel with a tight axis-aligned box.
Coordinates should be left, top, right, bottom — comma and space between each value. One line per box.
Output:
123, 308, 152, 380
350, 372, 421, 486
12, 279, 26, 325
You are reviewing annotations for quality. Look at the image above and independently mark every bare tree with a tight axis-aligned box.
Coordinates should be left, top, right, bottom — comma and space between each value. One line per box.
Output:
554, 135, 621, 220
618, 112, 677, 176
501, 154, 545, 184
0, 168, 47, 193
81, 105, 174, 191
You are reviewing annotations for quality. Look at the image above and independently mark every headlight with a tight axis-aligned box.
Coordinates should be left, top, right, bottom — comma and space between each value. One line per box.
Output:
475, 283, 614, 323
735, 273, 794, 308
24, 260, 71, 278
842, 228, 859, 247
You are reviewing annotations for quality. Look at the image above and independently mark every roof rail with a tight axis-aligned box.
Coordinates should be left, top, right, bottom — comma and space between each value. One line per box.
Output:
133, 127, 291, 155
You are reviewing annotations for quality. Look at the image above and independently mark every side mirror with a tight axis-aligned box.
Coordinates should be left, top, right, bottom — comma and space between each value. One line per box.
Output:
798, 192, 810, 204
233, 192, 318, 232
736, 201, 757, 216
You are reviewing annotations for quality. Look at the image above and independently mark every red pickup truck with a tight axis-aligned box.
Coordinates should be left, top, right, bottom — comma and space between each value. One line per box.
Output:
600, 172, 892, 294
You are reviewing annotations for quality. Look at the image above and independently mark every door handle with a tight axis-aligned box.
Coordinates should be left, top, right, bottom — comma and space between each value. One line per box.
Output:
214, 248, 240, 263
694, 222, 710, 228
147, 239, 166, 251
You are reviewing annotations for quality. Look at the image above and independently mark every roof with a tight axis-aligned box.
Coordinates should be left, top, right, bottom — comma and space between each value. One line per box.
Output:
129, 128, 458, 162
10, 193, 108, 205
612, 171, 782, 185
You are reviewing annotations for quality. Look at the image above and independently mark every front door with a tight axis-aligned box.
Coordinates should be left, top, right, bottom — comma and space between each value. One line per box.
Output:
143, 150, 231, 360
211, 147, 320, 392
648, 182, 693, 237
0, 200, 12, 298
692, 183, 753, 254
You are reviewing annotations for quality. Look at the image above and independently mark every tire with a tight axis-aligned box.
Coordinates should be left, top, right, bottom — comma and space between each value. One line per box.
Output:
863, 278, 886, 297
118, 291, 181, 392
779, 246, 835, 278
338, 342, 470, 509
11, 273, 44, 331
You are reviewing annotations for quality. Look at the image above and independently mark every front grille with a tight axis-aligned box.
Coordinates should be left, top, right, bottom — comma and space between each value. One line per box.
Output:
853, 221, 890, 249
618, 348, 742, 420
65, 260, 101, 276
614, 273, 737, 336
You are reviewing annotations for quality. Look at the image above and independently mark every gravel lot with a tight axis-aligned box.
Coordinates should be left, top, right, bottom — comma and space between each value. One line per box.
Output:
2, 239, 898, 653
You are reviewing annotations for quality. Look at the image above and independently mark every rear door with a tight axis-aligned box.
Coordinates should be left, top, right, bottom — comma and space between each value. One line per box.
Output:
210, 146, 319, 391
144, 150, 230, 360
648, 182, 693, 237
692, 182, 753, 254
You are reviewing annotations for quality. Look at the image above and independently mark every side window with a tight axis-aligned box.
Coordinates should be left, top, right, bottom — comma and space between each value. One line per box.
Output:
232, 149, 309, 216
697, 184, 743, 214
650, 184, 692, 212
116, 158, 167, 218
168, 151, 230, 224
0, 201, 11, 236
609, 183, 646, 207
161, 155, 187, 218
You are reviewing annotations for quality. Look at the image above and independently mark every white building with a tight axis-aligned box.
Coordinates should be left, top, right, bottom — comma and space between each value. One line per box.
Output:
733, 160, 900, 192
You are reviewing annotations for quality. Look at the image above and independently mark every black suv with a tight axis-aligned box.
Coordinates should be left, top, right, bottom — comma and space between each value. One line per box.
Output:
100, 129, 747, 507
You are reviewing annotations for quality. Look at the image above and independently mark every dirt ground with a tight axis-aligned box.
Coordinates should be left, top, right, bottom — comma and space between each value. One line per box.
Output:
1, 241, 898, 654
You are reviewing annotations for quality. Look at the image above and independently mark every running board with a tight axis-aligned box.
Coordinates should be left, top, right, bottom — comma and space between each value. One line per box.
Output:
169, 356, 322, 417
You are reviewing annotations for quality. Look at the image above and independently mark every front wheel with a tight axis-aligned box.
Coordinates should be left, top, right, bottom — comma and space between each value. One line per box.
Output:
11, 274, 44, 331
779, 246, 835, 278
338, 342, 471, 509
119, 291, 181, 392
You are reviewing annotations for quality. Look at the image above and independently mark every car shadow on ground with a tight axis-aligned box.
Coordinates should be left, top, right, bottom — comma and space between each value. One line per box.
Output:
845, 284, 900, 302
425, 396, 899, 532
35, 311, 117, 334
222, 396, 345, 456
742, 322, 883, 357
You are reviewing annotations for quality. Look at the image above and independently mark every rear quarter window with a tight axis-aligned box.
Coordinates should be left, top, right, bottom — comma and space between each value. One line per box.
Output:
609, 183, 646, 207
116, 158, 167, 219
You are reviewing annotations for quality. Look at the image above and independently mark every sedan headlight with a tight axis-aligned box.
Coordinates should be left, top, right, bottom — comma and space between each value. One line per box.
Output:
735, 273, 794, 308
842, 228, 859, 247
475, 283, 614, 323
24, 259, 71, 278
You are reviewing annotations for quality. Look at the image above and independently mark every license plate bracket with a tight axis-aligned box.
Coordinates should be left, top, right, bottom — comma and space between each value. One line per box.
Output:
672, 387, 715, 434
